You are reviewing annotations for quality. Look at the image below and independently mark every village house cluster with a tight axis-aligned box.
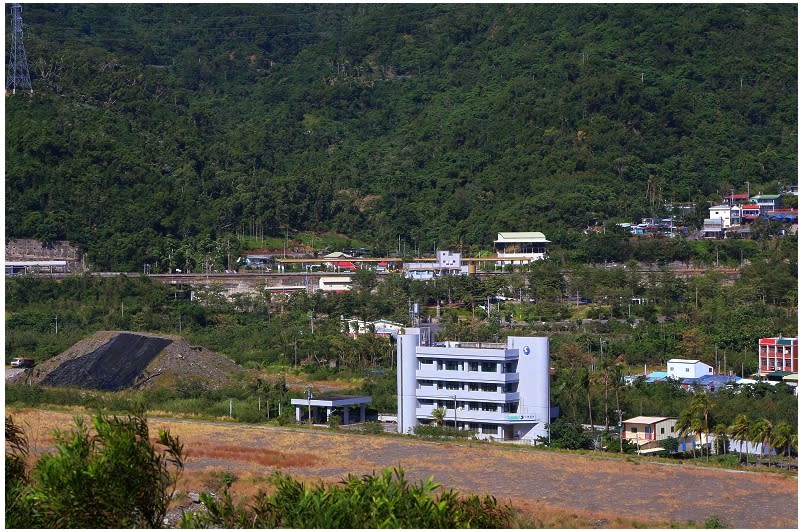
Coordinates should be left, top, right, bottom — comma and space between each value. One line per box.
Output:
702, 190, 798, 239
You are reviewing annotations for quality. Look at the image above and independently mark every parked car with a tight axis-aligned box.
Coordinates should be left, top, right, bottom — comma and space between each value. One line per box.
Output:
10, 357, 35, 368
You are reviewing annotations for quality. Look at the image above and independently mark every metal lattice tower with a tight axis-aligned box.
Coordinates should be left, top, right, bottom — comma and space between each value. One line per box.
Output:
6, 3, 32, 94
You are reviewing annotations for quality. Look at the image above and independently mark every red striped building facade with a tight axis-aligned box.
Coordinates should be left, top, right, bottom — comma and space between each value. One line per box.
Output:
758, 337, 798, 374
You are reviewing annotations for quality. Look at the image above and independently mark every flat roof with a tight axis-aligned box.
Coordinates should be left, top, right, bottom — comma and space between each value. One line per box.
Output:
494, 232, 549, 243
623, 416, 676, 425
290, 395, 371, 407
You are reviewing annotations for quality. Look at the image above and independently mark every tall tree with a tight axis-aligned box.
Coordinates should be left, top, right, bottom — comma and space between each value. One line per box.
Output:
728, 414, 751, 466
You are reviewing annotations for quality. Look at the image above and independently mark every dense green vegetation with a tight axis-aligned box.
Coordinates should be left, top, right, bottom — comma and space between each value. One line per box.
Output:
5, 243, 797, 436
181, 467, 515, 528
5, 412, 184, 528
6, 4, 796, 270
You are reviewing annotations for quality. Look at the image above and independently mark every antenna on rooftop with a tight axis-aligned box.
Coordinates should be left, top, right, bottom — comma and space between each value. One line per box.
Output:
6, 3, 33, 95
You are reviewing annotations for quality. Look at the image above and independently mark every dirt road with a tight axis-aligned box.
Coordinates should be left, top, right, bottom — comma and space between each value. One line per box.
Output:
10, 409, 798, 529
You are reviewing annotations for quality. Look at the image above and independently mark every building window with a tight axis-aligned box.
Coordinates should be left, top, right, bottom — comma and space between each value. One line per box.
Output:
482, 424, 498, 435
443, 382, 460, 391
631, 427, 638, 433
660, 427, 665, 434
443, 361, 459, 371
481, 362, 498, 372
469, 362, 479, 372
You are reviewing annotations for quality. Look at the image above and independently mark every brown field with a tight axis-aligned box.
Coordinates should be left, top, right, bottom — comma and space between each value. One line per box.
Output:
7, 407, 798, 529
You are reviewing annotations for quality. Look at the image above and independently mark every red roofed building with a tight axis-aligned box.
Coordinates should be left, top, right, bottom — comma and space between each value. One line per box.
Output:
725, 192, 750, 205
740, 204, 761, 222
758, 337, 797, 375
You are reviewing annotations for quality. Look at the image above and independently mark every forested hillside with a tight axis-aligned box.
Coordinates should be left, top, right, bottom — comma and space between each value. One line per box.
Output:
5, 4, 797, 270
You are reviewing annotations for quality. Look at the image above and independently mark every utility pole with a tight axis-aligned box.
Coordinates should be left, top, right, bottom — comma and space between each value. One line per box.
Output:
6, 4, 32, 94
306, 385, 313, 426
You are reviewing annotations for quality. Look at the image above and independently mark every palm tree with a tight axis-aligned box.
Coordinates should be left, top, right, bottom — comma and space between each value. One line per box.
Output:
714, 423, 728, 456
771, 422, 793, 463
431, 406, 446, 427
689, 392, 713, 462
580, 368, 594, 431
729, 414, 751, 465
676, 408, 697, 458
751, 418, 774, 467
611, 363, 624, 453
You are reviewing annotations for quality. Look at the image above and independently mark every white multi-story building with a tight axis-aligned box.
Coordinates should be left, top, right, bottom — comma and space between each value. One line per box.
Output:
396, 331, 550, 444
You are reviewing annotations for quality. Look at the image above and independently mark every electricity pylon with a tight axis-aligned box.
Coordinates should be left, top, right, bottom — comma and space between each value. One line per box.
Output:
6, 3, 32, 94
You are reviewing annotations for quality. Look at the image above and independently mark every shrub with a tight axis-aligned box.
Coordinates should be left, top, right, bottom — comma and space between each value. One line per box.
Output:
360, 421, 385, 434
180, 467, 515, 528
703, 514, 729, 528
5, 412, 184, 528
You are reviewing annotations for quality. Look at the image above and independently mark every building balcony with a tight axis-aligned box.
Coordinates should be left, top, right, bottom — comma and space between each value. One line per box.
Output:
416, 388, 519, 402
416, 406, 538, 424
416, 368, 519, 383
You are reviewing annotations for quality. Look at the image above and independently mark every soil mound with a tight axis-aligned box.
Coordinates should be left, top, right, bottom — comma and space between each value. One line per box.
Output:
41, 333, 172, 390
10, 331, 244, 391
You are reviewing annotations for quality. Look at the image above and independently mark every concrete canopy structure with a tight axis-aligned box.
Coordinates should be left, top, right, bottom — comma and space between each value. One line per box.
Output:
290, 395, 371, 425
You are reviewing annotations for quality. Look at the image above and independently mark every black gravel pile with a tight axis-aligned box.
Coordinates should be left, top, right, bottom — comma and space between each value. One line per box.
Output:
41, 333, 172, 391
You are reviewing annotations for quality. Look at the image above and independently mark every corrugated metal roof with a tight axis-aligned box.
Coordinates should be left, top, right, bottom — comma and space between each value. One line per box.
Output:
494, 232, 549, 243
624, 416, 675, 424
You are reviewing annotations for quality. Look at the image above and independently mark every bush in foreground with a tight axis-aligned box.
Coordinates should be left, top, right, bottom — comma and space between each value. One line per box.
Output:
5, 412, 184, 528
180, 467, 515, 528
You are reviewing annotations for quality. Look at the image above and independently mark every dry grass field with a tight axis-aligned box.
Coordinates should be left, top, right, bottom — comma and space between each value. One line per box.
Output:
7, 407, 798, 529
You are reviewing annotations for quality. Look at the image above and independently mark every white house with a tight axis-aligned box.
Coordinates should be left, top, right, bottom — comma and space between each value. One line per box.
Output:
396, 331, 551, 444
494, 232, 549, 266
403, 250, 470, 280
667, 359, 714, 380
341, 317, 406, 337
319, 276, 352, 292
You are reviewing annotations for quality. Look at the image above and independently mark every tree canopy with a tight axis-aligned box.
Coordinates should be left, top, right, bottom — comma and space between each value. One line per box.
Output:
6, 4, 797, 270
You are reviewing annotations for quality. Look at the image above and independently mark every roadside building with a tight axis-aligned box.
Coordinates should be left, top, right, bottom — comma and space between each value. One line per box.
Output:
622, 416, 707, 454
751, 194, 782, 214
493, 232, 549, 266
341, 317, 406, 337
702, 218, 725, 239
403, 250, 470, 280
758, 337, 797, 375
667, 359, 714, 380
319, 276, 352, 292
396, 331, 551, 444
740, 204, 762, 223
708, 205, 736, 228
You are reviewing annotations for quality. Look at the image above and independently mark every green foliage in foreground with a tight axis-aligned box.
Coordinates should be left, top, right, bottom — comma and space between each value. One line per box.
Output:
180, 467, 515, 529
5, 412, 184, 529
6, 413, 514, 529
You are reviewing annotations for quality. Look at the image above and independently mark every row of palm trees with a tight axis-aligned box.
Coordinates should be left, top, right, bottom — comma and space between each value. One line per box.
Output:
725, 413, 797, 467
676, 393, 797, 466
